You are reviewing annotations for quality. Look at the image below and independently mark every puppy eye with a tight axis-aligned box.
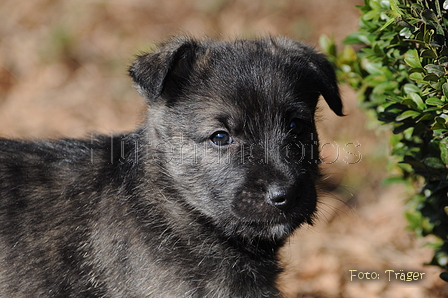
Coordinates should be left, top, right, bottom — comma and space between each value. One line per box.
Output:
210, 131, 233, 146
288, 118, 305, 135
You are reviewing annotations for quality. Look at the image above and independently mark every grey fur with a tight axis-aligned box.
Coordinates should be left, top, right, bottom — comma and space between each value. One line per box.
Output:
0, 36, 342, 297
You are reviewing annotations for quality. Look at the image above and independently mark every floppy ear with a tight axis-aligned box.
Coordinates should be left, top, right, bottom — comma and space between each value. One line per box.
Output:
308, 52, 344, 116
270, 37, 343, 116
128, 37, 201, 104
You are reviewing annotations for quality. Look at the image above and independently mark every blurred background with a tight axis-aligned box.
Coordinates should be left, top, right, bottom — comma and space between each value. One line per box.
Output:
0, 0, 446, 297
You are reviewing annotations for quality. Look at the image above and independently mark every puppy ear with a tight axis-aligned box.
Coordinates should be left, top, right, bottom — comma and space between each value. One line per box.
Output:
128, 37, 201, 103
309, 52, 344, 116
270, 37, 344, 116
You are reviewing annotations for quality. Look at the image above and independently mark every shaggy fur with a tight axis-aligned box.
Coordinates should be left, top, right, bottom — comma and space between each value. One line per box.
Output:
0, 36, 343, 297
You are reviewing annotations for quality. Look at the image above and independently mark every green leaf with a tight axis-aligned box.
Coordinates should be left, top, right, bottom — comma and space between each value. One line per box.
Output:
373, 81, 398, 94
396, 110, 421, 121
401, 98, 417, 109
440, 139, 448, 164
379, 17, 397, 31
404, 49, 422, 68
341, 45, 357, 63
435, 117, 447, 125
423, 74, 440, 82
425, 64, 445, 77
432, 117, 448, 130
399, 27, 413, 38
319, 35, 336, 56
424, 157, 446, 169
344, 33, 364, 45
434, 0, 443, 16
383, 176, 406, 186
410, 72, 426, 83
364, 10, 381, 21
403, 83, 422, 95
409, 92, 426, 110
390, 0, 403, 15
435, 24, 445, 35
423, 107, 440, 112
405, 211, 422, 228
362, 59, 384, 75
442, 83, 448, 98
423, 107, 440, 113
354, 33, 373, 45
417, 113, 434, 122
426, 97, 445, 106
421, 49, 437, 58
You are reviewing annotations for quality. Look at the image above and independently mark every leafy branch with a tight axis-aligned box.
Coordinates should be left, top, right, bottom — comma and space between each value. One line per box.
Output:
321, 0, 448, 282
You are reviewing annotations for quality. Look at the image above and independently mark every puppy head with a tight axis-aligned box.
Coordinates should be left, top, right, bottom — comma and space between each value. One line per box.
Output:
130, 37, 343, 241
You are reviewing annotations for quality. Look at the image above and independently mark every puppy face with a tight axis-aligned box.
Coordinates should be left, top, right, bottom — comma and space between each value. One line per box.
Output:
130, 37, 343, 241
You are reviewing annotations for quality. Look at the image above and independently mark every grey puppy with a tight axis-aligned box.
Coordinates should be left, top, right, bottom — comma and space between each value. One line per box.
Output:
0, 36, 343, 297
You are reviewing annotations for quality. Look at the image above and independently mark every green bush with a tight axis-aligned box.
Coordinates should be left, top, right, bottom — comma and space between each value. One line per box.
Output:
320, 0, 448, 282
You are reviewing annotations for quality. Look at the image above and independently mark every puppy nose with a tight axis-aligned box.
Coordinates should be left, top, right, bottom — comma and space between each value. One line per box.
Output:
267, 185, 296, 211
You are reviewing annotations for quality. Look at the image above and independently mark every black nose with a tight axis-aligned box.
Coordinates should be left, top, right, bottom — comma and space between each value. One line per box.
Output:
267, 185, 297, 211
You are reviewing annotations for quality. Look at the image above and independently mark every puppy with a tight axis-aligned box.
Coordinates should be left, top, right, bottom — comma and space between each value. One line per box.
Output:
0, 36, 343, 297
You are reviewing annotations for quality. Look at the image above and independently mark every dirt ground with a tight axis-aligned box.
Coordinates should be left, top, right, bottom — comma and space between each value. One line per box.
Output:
0, 0, 447, 297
